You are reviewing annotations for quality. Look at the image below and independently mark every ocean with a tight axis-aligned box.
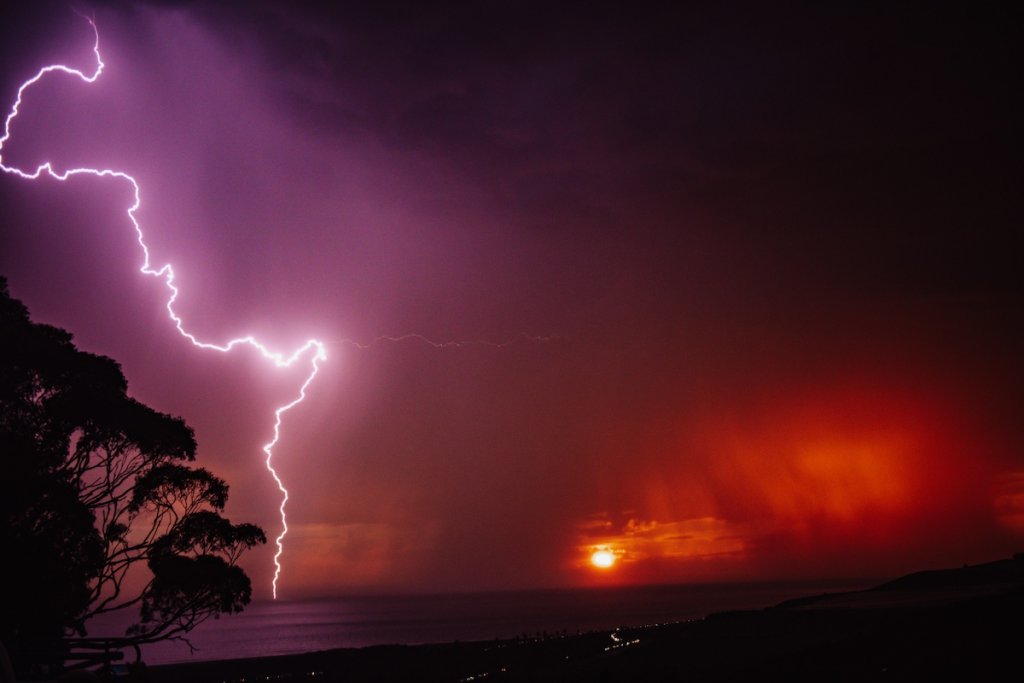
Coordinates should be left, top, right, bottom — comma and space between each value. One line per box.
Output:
89, 580, 870, 665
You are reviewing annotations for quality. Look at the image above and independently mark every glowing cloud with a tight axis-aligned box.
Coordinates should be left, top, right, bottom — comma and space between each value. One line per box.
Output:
578, 515, 747, 568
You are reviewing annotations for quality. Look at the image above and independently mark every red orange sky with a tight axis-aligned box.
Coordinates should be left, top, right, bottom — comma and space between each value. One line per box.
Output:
1, 1, 1021, 597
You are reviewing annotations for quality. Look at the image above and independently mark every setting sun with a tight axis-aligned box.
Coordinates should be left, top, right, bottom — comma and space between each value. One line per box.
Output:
591, 549, 616, 568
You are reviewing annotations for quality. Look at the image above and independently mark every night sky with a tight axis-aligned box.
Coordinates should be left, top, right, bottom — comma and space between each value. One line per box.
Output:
1, 1, 1021, 598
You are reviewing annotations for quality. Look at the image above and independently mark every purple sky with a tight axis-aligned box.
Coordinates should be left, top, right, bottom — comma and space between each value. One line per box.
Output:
1, 1, 1022, 598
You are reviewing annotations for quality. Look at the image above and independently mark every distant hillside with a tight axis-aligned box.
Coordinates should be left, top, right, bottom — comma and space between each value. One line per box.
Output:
873, 555, 1024, 591
774, 553, 1024, 611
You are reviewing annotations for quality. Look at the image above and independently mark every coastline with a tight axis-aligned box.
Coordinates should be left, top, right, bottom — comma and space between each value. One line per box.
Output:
149, 556, 1024, 682
116, 579, 867, 666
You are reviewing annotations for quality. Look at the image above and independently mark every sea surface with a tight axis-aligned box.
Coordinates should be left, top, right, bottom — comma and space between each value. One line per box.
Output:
89, 580, 871, 665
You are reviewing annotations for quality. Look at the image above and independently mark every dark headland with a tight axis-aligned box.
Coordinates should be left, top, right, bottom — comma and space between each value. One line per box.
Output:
150, 555, 1024, 682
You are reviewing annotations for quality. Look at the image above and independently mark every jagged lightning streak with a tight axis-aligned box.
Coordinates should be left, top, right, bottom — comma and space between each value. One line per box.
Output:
0, 16, 326, 599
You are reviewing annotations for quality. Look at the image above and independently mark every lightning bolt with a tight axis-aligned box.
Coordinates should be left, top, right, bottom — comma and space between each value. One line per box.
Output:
338, 333, 563, 350
0, 15, 326, 599
2, 16, 557, 601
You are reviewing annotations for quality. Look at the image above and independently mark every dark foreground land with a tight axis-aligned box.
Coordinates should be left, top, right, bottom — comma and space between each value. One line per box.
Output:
151, 556, 1024, 682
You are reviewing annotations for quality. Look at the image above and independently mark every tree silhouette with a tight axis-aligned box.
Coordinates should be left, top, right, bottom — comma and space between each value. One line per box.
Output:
0, 277, 265, 674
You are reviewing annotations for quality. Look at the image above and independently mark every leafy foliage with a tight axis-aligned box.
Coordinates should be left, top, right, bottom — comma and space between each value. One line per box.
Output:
0, 278, 265, 671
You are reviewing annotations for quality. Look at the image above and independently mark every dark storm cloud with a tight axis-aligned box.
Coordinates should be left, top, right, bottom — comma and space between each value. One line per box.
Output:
189, 2, 1023, 309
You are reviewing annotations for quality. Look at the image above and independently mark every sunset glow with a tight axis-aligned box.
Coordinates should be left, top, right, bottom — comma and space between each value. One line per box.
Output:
591, 549, 616, 569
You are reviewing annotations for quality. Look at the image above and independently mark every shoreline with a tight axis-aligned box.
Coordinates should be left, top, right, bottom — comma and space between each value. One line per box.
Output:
120, 578, 869, 667
148, 556, 1024, 682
